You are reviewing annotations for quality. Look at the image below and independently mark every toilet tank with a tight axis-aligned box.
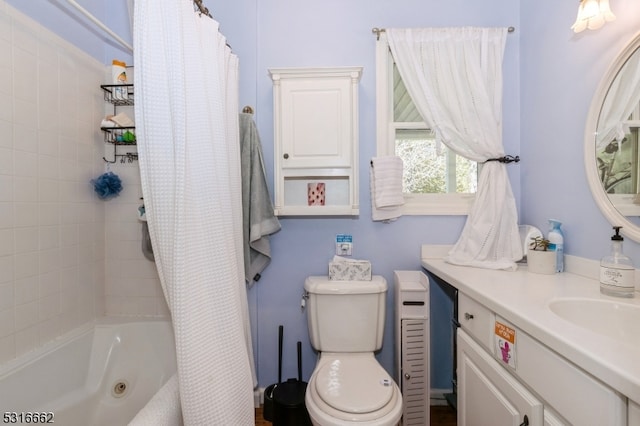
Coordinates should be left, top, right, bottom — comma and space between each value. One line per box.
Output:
304, 276, 387, 352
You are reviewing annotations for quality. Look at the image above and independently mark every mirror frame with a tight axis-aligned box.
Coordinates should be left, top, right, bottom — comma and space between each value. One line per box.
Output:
584, 30, 640, 242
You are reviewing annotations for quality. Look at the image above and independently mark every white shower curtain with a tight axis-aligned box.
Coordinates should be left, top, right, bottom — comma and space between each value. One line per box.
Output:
130, 0, 254, 424
387, 28, 522, 270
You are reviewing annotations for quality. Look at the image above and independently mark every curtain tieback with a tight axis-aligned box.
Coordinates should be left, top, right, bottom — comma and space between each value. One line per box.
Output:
485, 155, 520, 164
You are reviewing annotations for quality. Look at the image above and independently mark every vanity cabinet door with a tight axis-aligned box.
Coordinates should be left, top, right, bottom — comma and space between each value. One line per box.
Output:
457, 329, 543, 426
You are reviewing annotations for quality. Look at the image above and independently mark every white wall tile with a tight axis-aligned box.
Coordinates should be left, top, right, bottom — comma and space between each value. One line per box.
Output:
38, 248, 60, 274
13, 226, 36, 253
14, 324, 38, 357
38, 270, 59, 297
0, 282, 13, 311
0, 228, 14, 255
14, 300, 37, 331
0, 307, 14, 337
38, 225, 59, 250
13, 176, 37, 202
0, 202, 14, 228
13, 47, 37, 103
14, 276, 37, 304
0, 120, 13, 149
0, 255, 13, 283
38, 130, 59, 157
0, 334, 15, 364
13, 202, 36, 227
0, 175, 13, 201
0, 147, 13, 174
14, 252, 37, 279
38, 155, 59, 180
14, 150, 37, 177
38, 179, 59, 203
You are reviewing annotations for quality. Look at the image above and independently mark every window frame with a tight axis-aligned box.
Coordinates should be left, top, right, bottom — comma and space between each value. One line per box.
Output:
375, 34, 474, 215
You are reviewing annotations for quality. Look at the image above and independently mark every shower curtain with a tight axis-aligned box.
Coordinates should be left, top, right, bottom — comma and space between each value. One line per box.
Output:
130, 0, 254, 424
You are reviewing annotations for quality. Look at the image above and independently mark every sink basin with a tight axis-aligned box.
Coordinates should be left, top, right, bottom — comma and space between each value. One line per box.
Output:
548, 298, 640, 342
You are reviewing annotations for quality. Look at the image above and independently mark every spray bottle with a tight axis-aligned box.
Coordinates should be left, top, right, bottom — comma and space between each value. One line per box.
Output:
548, 219, 564, 273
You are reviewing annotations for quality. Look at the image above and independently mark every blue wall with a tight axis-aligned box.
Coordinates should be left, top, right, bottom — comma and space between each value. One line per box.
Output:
212, 0, 520, 391
12, 0, 640, 393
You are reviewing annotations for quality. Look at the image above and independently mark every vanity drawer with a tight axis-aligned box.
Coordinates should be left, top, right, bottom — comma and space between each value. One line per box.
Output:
458, 292, 494, 351
517, 331, 626, 426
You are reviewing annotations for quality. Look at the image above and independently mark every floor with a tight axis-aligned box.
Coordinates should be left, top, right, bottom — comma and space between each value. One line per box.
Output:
254, 405, 457, 426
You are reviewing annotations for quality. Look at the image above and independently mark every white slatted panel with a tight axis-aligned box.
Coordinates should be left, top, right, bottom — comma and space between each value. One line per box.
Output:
401, 319, 429, 426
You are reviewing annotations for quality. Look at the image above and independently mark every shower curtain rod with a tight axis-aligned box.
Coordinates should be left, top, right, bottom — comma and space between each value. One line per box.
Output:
193, 0, 213, 18
62, 0, 133, 52
371, 26, 515, 40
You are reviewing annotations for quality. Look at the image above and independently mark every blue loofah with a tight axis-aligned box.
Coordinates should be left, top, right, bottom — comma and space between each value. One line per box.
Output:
91, 172, 123, 200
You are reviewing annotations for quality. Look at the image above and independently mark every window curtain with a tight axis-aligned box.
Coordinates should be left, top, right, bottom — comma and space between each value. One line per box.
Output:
386, 27, 522, 270
596, 51, 640, 151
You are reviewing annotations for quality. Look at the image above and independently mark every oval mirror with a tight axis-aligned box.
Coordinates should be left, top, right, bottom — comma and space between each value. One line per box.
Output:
585, 31, 640, 242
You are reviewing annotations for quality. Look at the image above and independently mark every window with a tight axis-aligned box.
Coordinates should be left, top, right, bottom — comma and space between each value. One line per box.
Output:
597, 103, 640, 215
375, 40, 477, 215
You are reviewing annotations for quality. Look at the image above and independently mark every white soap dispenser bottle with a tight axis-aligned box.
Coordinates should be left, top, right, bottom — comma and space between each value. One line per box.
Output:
600, 226, 635, 298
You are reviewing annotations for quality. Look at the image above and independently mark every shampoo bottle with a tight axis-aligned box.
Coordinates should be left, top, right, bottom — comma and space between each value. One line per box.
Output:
111, 59, 128, 100
548, 219, 564, 273
600, 226, 635, 298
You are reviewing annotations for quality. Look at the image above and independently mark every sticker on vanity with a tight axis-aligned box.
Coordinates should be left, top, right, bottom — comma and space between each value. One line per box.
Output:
494, 317, 517, 369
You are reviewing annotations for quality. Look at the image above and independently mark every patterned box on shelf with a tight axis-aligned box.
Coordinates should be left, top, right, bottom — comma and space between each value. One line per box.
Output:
328, 259, 372, 281
307, 182, 326, 206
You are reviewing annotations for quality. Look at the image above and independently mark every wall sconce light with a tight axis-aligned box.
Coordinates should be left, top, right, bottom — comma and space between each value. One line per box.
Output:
571, 0, 616, 33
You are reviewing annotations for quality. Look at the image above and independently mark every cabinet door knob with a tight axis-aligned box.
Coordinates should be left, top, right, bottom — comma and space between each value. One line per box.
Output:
283, 153, 289, 159
519, 415, 529, 426
404, 373, 411, 380
464, 313, 474, 320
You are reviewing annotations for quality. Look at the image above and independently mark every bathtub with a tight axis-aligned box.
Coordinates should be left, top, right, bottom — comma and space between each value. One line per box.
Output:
0, 317, 176, 426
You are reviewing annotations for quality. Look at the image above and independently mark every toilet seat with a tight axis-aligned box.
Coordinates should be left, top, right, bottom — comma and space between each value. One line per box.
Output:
315, 356, 394, 414
306, 353, 402, 425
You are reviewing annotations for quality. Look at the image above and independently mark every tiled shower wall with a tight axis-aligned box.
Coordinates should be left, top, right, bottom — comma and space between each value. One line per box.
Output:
104, 158, 168, 317
0, 2, 167, 365
0, 2, 105, 364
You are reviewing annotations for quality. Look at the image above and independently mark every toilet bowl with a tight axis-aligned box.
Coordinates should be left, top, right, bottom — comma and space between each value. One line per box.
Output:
305, 352, 402, 425
305, 353, 402, 426
303, 276, 403, 426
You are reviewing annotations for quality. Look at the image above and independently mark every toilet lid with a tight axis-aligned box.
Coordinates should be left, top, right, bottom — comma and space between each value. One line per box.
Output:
314, 357, 394, 414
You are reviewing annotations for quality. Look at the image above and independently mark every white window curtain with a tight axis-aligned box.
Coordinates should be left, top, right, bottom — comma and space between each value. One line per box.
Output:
596, 51, 640, 151
386, 27, 522, 270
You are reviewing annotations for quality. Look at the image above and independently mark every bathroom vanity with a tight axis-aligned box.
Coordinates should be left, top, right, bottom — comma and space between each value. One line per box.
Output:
421, 246, 640, 426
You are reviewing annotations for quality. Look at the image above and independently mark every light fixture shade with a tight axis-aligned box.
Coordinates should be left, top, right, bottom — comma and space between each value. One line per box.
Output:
571, 0, 616, 33
582, 0, 601, 18
599, 0, 617, 21
571, 2, 588, 33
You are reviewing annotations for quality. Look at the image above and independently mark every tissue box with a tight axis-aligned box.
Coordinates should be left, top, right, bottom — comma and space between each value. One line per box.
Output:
328, 260, 372, 281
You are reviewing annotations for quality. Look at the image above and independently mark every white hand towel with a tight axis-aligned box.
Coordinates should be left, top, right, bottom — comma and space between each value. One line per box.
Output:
371, 156, 404, 208
370, 156, 404, 222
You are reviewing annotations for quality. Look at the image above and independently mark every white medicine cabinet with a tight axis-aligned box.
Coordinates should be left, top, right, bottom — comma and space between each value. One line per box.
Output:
269, 67, 362, 216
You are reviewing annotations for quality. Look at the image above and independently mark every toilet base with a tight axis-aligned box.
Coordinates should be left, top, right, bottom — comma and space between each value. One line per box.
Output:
305, 353, 403, 426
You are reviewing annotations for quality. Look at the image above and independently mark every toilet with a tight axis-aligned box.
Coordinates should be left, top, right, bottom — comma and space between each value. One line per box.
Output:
303, 276, 403, 426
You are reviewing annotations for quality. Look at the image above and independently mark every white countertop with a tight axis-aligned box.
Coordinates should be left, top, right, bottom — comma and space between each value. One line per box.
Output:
421, 246, 640, 404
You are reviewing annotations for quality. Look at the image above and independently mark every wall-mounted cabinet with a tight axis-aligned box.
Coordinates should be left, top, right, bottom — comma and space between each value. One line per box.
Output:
269, 67, 362, 216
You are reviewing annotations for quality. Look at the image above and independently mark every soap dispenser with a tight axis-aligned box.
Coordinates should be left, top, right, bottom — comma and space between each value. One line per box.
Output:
600, 226, 635, 298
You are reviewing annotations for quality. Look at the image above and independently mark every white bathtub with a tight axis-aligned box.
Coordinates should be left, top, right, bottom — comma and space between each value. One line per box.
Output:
0, 317, 176, 426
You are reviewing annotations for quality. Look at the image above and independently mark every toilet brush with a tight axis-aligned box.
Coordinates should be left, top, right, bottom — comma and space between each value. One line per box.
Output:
263, 325, 283, 422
